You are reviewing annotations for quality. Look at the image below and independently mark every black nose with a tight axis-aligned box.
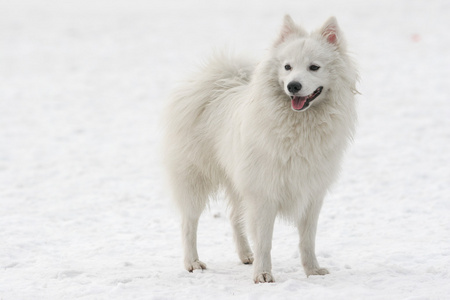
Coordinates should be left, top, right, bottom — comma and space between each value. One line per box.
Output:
287, 81, 302, 94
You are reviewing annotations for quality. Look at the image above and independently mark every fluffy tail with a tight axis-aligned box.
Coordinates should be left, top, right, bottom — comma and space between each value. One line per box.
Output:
163, 52, 254, 131
195, 51, 255, 96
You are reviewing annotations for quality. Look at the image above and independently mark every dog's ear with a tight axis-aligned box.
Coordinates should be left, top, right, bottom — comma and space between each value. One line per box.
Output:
274, 15, 307, 47
319, 17, 341, 45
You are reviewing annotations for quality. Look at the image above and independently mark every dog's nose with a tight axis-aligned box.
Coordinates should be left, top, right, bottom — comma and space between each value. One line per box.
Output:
287, 81, 302, 94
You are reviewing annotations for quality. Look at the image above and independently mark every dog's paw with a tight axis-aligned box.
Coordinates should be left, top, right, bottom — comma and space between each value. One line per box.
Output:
239, 253, 254, 265
254, 272, 275, 283
305, 267, 329, 277
185, 260, 207, 272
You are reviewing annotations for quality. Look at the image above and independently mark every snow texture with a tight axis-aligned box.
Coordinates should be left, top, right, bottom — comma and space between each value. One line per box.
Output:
1, 0, 449, 299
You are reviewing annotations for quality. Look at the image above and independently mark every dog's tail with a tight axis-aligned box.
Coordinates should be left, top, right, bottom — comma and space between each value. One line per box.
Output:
164, 52, 254, 128
204, 51, 254, 89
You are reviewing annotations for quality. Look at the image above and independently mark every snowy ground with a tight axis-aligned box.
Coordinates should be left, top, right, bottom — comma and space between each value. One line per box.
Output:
1, 0, 450, 299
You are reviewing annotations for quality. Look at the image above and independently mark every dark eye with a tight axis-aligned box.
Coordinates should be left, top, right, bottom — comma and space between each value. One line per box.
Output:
309, 65, 320, 71
284, 64, 292, 71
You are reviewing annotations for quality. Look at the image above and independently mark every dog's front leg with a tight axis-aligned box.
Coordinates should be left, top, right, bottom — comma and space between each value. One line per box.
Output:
248, 201, 277, 283
298, 196, 329, 277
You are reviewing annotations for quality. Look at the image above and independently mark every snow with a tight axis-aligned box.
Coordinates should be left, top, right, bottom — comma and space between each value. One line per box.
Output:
1, 0, 449, 299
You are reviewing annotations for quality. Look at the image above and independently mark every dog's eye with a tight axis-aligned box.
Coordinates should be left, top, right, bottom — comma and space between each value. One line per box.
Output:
309, 65, 320, 71
284, 64, 292, 71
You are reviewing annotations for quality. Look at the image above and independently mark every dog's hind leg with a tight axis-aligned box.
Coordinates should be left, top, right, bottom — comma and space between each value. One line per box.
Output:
181, 212, 207, 272
227, 188, 254, 265
171, 170, 211, 272
298, 195, 329, 277
247, 199, 277, 283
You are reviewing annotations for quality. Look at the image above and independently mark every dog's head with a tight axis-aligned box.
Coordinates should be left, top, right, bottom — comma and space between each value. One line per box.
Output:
274, 15, 345, 112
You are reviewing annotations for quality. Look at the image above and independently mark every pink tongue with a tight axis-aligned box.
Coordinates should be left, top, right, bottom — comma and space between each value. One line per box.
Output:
292, 96, 307, 110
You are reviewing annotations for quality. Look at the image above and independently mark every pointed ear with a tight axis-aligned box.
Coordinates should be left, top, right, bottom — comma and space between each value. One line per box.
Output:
319, 17, 340, 45
274, 15, 307, 47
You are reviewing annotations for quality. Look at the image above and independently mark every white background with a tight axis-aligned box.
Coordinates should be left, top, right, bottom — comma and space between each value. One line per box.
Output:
1, 0, 449, 299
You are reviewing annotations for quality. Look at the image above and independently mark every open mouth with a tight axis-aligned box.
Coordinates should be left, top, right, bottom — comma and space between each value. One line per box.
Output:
290, 86, 323, 111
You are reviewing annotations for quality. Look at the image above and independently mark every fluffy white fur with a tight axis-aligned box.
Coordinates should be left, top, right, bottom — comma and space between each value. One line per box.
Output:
163, 15, 358, 283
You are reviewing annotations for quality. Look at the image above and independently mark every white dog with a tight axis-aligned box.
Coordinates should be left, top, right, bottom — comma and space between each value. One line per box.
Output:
163, 15, 358, 283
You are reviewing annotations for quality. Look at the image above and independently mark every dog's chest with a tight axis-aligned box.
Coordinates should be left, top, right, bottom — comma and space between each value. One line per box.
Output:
261, 116, 346, 195
278, 116, 341, 162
